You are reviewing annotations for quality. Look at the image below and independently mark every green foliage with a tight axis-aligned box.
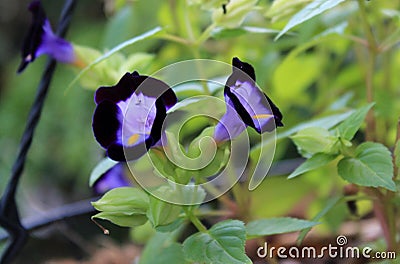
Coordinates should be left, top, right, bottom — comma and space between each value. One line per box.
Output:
89, 158, 118, 187
288, 153, 337, 179
335, 103, 374, 141
139, 231, 188, 264
212, 0, 258, 28
182, 220, 251, 264
275, 0, 347, 40
291, 127, 339, 156
147, 194, 182, 227
338, 142, 396, 191
246, 217, 320, 238
91, 187, 149, 227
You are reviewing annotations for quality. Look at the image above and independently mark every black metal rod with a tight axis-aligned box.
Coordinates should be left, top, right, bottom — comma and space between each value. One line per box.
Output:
0, 0, 76, 263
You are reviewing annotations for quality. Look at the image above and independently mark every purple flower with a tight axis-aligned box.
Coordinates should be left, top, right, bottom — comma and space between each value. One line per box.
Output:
18, 0, 76, 73
93, 163, 131, 194
215, 57, 283, 142
92, 71, 177, 161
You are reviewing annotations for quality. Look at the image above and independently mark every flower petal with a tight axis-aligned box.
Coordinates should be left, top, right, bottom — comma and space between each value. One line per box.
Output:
224, 57, 283, 133
17, 0, 75, 73
92, 71, 177, 161
95, 71, 177, 110
214, 96, 247, 142
18, 0, 47, 73
93, 163, 131, 194
92, 100, 122, 149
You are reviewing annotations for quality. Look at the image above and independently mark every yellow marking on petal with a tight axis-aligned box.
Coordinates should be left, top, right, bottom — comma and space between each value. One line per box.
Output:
128, 134, 140, 145
253, 114, 273, 119
72, 57, 87, 69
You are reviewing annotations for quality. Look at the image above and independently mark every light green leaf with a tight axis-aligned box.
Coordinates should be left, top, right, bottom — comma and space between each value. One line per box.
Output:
68, 27, 162, 90
92, 211, 147, 227
89, 158, 118, 187
336, 103, 374, 140
183, 220, 251, 264
92, 187, 149, 212
188, 0, 227, 10
338, 142, 396, 191
246, 217, 320, 238
266, 0, 312, 22
147, 195, 182, 227
297, 196, 341, 244
139, 231, 188, 264
275, 0, 346, 40
211, 26, 282, 39
212, 0, 258, 28
291, 127, 339, 156
91, 187, 150, 227
288, 153, 337, 179
278, 110, 354, 140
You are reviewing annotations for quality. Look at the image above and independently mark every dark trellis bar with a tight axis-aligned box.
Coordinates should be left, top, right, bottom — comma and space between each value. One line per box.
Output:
0, 0, 76, 263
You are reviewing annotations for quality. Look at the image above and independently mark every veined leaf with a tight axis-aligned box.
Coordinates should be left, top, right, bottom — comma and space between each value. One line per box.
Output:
183, 220, 251, 264
275, 0, 346, 40
338, 142, 396, 191
246, 217, 320, 238
336, 103, 374, 141
139, 231, 188, 264
288, 153, 337, 179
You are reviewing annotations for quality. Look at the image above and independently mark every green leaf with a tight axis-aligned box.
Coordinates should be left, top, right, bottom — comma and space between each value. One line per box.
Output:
211, 26, 282, 39
291, 127, 339, 156
92, 212, 147, 227
147, 195, 182, 227
275, 0, 346, 40
139, 231, 188, 264
89, 158, 118, 187
297, 196, 341, 244
212, 0, 258, 28
91, 187, 150, 227
288, 153, 337, 179
336, 103, 374, 140
278, 110, 354, 139
338, 142, 396, 191
183, 220, 251, 264
246, 217, 320, 238
266, 0, 312, 22
67, 27, 162, 90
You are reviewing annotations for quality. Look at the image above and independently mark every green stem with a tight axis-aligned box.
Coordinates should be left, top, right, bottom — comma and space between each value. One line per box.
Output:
158, 34, 191, 45
358, 0, 377, 142
196, 23, 216, 46
358, 1, 398, 251
184, 207, 207, 232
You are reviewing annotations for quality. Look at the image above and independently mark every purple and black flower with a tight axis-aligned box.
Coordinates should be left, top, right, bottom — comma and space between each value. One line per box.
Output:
92, 71, 177, 161
93, 163, 131, 194
215, 57, 283, 142
18, 0, 77, 73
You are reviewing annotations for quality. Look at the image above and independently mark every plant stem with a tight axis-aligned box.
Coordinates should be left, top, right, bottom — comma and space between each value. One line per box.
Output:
184, 207, 207, 232
357, 0, 399, 251
358, 0, 378, 142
